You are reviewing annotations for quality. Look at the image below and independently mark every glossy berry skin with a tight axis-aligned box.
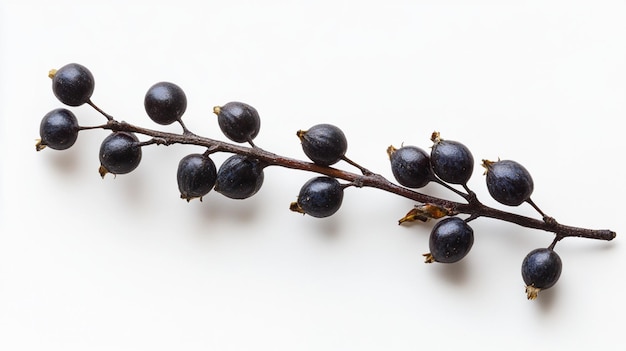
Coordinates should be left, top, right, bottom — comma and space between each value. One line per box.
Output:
426, 217, 474, 263
430, 133, 474, 185
50, 63, 95, 106
37, 108, 79, 151
521, 248, 562, 299
483, 159, 534, 206
177, 153, 217, 201
388, 145, 433, 188
144, 82, 187, 125
214, 155, 265, 199
99, 132, 142, 176
292, 177, 344, 218
297, 124, 347, 166
213, 102, 260, 143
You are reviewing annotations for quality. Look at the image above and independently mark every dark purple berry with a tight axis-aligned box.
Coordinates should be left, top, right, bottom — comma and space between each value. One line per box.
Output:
424, 217, 474, 263
387, 145, 433, 188
430, 132, 474, 185
483, 159, 534, 206
99, 132, 142, 177
290, 176, 344, 218
50, 63, 95, 106
214, 155, 265, 199
521, 248, 562, 300
37, 108, 79, 151
297, 124, 347, 166
213, 102, 260, 143
144, 82, 187, 125
177, 153, 217, 201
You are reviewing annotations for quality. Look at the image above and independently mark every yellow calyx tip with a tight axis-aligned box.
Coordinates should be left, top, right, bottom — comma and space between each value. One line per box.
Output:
386, 145, 397, 159
525, 285, 541, 300
98, 165, 109, 179
481, 159, 496, 175
35, 139, 46, 151
212, 106, 221, 115
423, 253, 435, 263
296, 129, 307, 140
48, 68, 57, 79
289, 201, 305, 215
431, 131, 441, 143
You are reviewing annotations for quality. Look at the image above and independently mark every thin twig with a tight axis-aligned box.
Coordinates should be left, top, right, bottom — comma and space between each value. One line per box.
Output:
89, 118, 616, 242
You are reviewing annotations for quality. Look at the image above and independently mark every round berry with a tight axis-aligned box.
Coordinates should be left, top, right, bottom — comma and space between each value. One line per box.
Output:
37, 108, 79, 151
144, 82, 187, 125
177, 153, 217, 202
50, 63, 95, 106
424, 217, 474, 263
214, 155, 265, 199
99, 132, 142, 177
521, 248, 562, 300
387, 145, 433, 188
483, 159, 534, 206
430, 132, 474, 185
213, 102, 260, 143
290, 176, 344, 218
297, 124, 347, 166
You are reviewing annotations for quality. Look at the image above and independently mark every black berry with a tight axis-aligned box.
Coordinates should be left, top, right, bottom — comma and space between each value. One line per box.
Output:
37, 108, 79, 151
297, 124, 347, 166
430, 132, 474, 185
144, 82, 187, 125
50, 63, 95, 106
177, 153, 217, 202
213, 102, 261, 143
387, 145, 433, 189
483, 159, 534, 206
99, 132, 142, 177
290, 176, 344, 218
424, 217, 474, 263
214, 155, 265, 199
521, 248, 562, 300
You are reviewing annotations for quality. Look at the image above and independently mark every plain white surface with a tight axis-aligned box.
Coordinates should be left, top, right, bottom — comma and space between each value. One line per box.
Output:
1, 1, 625, 350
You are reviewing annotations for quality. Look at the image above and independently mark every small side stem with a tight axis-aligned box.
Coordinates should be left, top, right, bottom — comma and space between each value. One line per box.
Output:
87, 100, 114, 121
342, 155, 373, 175
548, 236, 563, 250
431, 178, 470, 200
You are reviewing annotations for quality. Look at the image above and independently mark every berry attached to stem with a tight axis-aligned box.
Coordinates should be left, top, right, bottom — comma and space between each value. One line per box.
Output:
177, 153, 217, 202
214, 154, 265, 199
36, 108, 80, 151
290, 176, 345, 218
98, 132, 142, 177
49, 63, 95, 106
482, 159, 534, 206
213, 102, 261, 145
297, 124, 348, 166
424, 217, 474, 263
521, 248, 562, 300
144, 82, 188, 126
430, 131, 474, 186
387, 145, 433, 189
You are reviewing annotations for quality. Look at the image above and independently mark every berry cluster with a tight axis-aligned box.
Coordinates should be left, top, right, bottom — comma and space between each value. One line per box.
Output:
37, 63, 616, 300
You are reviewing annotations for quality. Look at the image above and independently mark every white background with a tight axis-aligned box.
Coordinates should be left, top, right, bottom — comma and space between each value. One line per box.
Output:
1, 1, 625, 350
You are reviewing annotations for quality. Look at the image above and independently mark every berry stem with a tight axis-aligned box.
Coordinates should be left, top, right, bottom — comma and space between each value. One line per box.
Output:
548, 236, 562, 250
177, 118, 194, 136
341, 155, 373, 176
431, 178, 470, 200
94, 118, 616, 242
87, 100, 114, 121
